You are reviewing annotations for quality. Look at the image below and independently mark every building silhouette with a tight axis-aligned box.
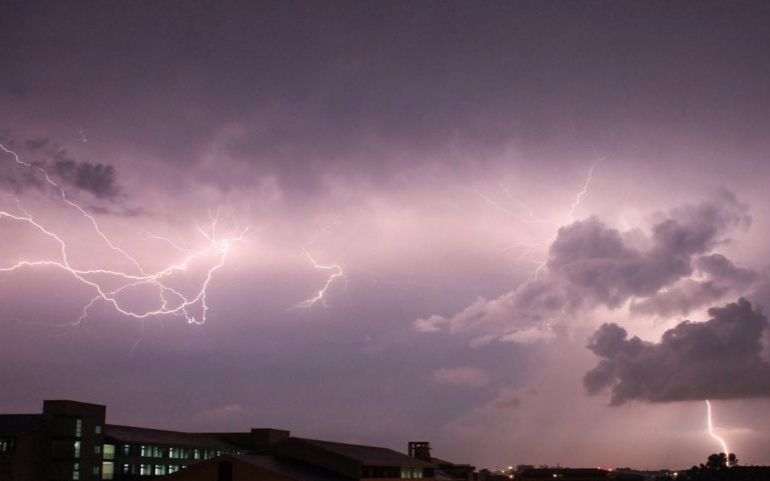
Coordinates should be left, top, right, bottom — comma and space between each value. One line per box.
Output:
0, 400, 471, 481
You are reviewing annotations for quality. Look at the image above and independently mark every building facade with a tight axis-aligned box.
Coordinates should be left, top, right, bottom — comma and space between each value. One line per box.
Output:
0, 400, 467, 481
0, 400, 244, 481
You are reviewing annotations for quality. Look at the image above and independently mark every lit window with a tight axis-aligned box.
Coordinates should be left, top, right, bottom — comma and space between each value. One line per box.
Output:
103, 444, 115, 460
73, 471, 79, 480
95, 425, 102, 434
121, 464, 131, 475
169, 465, 179, 473
122, 444, 130, 456
101, 462, 114, 480
194, 449, 200, 459
75, 419, 83, 438
140, 445, 149, 457
73, 441, 81, 458
140, 464, 152, 476
400, 468, 424, 479
154, 465, 166, 475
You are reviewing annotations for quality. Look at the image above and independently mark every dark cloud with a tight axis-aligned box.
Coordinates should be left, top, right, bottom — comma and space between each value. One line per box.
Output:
86, 205, 150, 218
630, 254, 760, 317
0, 137, 120, 200
585, 298, 770, 404
52, 157, 118, 200
24, 138, 50, 150
417, 192, 753, 341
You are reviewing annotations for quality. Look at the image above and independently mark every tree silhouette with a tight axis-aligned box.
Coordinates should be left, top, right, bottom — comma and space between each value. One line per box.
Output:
706, 453, 727, 470
679, 453, 739, 481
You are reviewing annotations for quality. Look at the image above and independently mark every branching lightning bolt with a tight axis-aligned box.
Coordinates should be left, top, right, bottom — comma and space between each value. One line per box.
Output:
0, 143, 247, 326
705, 400, 731, 460
297, 250, 345, 308
492, 158, 605, 279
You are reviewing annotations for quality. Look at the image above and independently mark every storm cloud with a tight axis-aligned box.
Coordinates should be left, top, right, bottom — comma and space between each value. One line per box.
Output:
630, 254, 760, 317
585, 298, 770, 404
52, 158, 118, 200
416, 191, 755, 342
0, 137, 120, 200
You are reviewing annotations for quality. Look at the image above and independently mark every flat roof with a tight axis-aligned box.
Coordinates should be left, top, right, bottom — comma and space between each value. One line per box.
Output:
0, 414, 42, 436
291, 438, 434, 467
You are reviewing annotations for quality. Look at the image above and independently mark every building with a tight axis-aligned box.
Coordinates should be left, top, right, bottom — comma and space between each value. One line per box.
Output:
158, 437, 438, 481
516, 469, 611, 481
515, 469, 646, 481
0, 400, 463, 481
0, 400, 241, 481
160, 454, 345, 481
407, 442, 475, 481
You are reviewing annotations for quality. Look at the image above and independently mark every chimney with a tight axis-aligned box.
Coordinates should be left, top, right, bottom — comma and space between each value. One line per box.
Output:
408, 441, 432, 461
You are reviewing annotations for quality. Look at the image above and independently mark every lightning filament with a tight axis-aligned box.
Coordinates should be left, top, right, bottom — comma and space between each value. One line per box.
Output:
705, 400, 731, 459
0, 143, 247, 326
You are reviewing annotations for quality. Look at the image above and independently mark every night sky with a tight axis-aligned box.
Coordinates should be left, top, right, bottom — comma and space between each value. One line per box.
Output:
3, 0, 770, 470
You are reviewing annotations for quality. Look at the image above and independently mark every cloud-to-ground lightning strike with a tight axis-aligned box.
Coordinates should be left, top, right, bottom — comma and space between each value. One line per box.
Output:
705, 400, 731, 460
0, 143, 247, 326
297, 250, 345, 308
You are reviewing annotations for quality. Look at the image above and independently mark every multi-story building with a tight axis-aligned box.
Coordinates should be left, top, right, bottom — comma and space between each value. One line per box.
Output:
0, 400, 244, 481
0, 400, 468, 481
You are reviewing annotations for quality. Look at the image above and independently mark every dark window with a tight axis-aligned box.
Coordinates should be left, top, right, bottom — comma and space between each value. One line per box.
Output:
217, 461, 233, 481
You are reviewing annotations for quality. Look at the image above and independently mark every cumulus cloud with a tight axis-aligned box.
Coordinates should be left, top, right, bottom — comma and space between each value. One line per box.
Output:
432, 366, 491, 388
415, 191, 755, 343
584, 298, 770, 404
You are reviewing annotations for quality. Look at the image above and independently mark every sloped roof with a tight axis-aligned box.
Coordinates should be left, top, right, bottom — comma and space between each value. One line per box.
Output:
104, 424, 235, 450
0, 414, 42, 436
229, 454, 355, 481
292, 438, 433, 467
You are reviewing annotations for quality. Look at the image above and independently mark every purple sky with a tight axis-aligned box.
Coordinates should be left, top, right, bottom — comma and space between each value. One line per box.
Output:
3, 0, 770, 471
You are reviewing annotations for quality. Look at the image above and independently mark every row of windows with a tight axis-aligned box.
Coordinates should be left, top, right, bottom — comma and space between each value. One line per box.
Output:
401, 468, 425, 479
73, 462, 192, 481
72, 462, 100, 480
361, 467, 430, 479
119, 443, 223, 460
0, 438, 16, 453
116, 463, 189, 477
73, 418, 101, 437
